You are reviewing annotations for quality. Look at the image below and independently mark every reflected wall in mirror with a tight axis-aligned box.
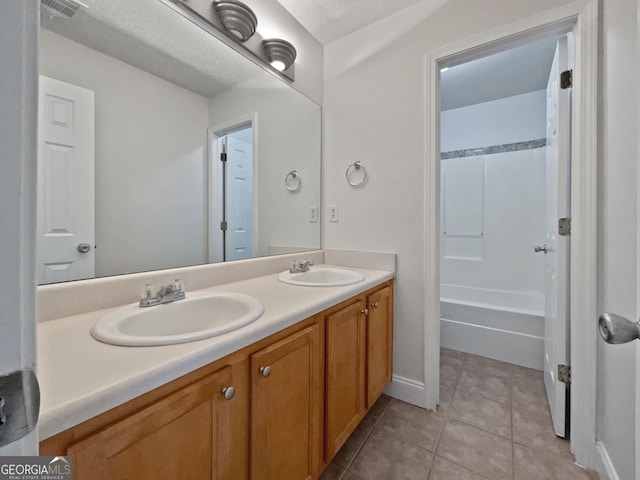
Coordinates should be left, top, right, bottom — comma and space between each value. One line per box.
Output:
37, 0, 321, 285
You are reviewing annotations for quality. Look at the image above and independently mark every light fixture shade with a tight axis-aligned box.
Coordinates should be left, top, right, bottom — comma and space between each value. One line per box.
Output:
263, 38, 297, 71
213, 0, 258, 42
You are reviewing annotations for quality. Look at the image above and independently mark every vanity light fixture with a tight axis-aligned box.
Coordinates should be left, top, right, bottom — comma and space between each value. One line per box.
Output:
263, 38, 297, 72
163, 0, 298, 80
213, 0, 257, 42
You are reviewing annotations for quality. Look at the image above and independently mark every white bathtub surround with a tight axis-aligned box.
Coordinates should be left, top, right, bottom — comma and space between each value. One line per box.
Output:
38, 264, 393, 440
440, 300, 544, 370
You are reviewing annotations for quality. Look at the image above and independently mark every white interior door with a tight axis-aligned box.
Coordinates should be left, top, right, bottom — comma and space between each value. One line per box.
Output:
225, 133, 253, 261
37, 76, 95, 284
544, 36, 571, 438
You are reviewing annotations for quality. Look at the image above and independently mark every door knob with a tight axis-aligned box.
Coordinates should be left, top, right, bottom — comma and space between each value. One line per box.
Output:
599, 313, 640, 344
533, 244, 548, 254
259, 366, 271, 378
77, 243, 92, 253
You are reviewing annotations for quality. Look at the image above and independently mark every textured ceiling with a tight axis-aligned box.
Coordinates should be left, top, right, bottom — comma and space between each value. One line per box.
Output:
441, 35, 560, 110
40, 0, 275, 98
275, 0, 428, 44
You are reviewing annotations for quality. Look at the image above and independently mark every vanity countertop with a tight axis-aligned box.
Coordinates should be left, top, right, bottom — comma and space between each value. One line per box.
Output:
37, 265, 393, 440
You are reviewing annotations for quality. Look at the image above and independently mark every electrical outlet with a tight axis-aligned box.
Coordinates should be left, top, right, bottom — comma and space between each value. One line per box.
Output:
309, 206, 318, 223
329, 205, 339, 223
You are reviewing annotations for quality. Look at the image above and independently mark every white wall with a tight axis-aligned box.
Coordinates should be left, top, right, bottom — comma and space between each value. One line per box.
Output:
596, 1, 638, 479
441, 90, 546, 151
248, 0, 324, 104
323, 0, 576, 400
209, 77, 321, 257
440, 92, 546, 308
39, 30, 210, 278
0, 0, 39, 455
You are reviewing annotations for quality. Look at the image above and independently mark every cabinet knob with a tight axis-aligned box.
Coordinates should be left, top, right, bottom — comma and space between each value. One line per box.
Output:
361, 308, 369, 315
259, 365, 271, 378
221, 386, 235, 400
371, 302, 379, 309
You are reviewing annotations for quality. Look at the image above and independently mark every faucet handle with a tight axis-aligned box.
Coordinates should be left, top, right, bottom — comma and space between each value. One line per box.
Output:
141, 283, 155, 300
174, 278, 184, 292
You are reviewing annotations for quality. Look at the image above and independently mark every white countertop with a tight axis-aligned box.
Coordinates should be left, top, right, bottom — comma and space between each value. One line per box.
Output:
37, 265, 393, 440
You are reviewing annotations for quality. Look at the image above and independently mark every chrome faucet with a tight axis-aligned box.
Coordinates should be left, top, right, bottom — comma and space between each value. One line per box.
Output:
139, 279, 186, 307
290, 259, 313, 273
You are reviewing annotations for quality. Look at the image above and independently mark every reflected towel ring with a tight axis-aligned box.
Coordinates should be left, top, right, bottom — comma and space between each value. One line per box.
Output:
285, 170, 302, 192
346, 161, 367, 187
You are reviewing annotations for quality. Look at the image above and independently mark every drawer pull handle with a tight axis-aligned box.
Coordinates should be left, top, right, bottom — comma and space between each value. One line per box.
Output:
221, 386, 235, 401
259, 366, 272, 378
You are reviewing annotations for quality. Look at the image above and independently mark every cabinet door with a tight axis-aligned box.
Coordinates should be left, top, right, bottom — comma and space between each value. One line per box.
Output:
366, 285, 394, 408
250, 324, 322, 480
67, 366, 235, 480
325, 299, 366, 458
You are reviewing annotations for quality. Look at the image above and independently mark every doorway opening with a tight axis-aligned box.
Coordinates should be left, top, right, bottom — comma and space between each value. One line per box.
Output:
424, 2, 598, 467
209, 117, 256, 263
438, 34, 572, 439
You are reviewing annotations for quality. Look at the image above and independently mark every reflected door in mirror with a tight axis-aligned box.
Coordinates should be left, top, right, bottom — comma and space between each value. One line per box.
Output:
37, 76, 95, 285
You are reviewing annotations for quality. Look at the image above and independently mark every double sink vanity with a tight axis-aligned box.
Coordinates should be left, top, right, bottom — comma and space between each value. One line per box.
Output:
38, 253, 394, 480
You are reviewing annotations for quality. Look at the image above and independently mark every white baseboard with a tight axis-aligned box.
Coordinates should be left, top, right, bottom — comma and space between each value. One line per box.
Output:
595, 441, 620, 480
384, 374, 426, 408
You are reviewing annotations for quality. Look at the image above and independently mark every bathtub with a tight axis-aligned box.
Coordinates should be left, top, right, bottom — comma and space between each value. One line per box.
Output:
440, 284, 544, 370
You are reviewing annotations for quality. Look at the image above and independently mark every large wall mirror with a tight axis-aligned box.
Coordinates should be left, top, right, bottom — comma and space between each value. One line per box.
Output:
37, 0, 321, 285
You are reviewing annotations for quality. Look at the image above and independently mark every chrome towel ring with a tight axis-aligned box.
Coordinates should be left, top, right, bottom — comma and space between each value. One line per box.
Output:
346, 161, 367, 187
285, 170, 302, 192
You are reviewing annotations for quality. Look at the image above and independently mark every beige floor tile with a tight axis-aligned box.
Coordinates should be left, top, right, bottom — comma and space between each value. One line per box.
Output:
456, 369, 511, 405
440, 362, 461, 390
342, 473, 364, 480
428, 456, 489, 480
512, 400, 571, 459
450, 388, 512, 438
511, 366, 546, 407
349, 428, 434, 480
375, 398, 445, 452
441, 348, 465, 368
513, 444, 599, 480
320, 462, 347, 480
358, 394, 392, 434
463, 354, 513, 379
437, 386, 455, 415
333, 424, 369, 469
437, 419, 512, 480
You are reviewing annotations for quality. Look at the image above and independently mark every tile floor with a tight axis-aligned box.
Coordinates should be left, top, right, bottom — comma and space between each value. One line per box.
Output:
320, 348, 599, 480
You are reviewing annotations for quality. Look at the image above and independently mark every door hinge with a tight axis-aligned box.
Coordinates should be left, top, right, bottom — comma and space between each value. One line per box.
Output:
220, 221, 227, 231
558, 217, 571, 236
220, 152, 227, 162
560, 69, 573, 89
558, 364, 571, 384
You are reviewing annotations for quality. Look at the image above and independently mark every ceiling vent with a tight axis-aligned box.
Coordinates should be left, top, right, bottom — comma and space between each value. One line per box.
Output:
41, 0, 87, 19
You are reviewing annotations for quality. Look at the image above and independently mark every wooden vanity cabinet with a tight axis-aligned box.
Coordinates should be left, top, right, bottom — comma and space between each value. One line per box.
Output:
324, 282, 394, 459
65, 366, 238, 480
325, 299, 367, 459
250, 323, 323, 480
40, 281, 393, 480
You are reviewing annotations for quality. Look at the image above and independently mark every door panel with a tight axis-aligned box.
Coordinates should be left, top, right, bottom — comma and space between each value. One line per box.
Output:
544, 36, 571, 438
38, 76, 95, 284
226, 134, 253, 261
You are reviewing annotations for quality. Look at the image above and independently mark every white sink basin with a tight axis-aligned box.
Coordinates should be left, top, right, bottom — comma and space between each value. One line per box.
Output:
91, 292, 264, 346
278, 267, 365, 287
